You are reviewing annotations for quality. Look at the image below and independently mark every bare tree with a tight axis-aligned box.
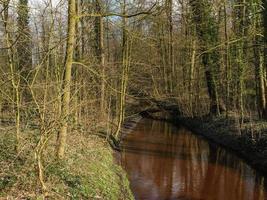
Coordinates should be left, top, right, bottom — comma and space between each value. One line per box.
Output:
57, 0, 76, 159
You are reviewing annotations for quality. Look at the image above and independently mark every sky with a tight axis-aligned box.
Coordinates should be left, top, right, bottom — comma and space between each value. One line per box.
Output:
29, 0, 63, 8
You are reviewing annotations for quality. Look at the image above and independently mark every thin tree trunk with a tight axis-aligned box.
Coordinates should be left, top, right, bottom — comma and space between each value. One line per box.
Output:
234, 0, 247, 121
253, 2, 265, 118
94, 0, 106, 115
2, 0, 21, 153
263, 0, 267, 118
224, 2, 231, 117
254, 42, 265, 117
115, 0, 131, 138
189, 39, 196, 116
57, 0, 76, 159
159, 23, 169, 94
167, 0, 174, 93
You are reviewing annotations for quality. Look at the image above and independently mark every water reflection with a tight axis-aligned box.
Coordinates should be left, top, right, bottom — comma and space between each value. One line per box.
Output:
117, 119, 267, 200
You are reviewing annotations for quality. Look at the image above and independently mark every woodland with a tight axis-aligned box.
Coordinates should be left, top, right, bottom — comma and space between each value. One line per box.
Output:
0, 0, 266, 199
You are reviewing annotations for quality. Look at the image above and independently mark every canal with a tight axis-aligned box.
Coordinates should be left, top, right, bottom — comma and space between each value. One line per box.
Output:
116, 118, 267, 200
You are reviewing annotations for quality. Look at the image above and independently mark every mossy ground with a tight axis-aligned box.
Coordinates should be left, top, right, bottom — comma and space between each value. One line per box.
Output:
0, 125, 133, 200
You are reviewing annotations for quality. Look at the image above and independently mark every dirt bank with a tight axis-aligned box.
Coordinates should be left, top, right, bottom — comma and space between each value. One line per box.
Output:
177, 115, 267, 176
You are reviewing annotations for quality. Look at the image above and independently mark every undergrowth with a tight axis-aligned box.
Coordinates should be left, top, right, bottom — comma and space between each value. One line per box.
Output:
0, 126, 133, 200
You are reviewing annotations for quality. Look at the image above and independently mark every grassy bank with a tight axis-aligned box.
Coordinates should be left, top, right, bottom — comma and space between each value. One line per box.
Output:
0, 126, 134, 199
175, 114, 267, 175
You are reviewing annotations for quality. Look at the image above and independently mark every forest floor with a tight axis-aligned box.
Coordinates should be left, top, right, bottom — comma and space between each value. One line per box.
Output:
0, 123, 133, 200
176, 114, 267, 175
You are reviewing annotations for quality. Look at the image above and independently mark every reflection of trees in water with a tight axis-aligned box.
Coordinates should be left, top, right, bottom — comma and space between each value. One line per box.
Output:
119, 119, 266, 200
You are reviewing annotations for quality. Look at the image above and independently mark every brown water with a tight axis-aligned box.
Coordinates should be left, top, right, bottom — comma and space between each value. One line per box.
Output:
116, 119, 267, 200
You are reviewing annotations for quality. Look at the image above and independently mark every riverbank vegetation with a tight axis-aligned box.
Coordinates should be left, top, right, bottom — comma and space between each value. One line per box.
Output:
0, 0, 267, 198
0, 126, 133, 199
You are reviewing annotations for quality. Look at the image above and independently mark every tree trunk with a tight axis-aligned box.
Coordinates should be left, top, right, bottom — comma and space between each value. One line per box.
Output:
224, 2, 231, 117
57, 0, 76, 159
115, 0, 131, 138
17, 0, 32, 102
189, 39, 196, 116
94, 0, 106, 115
263, 0, 267, 118
189, 0, 221, 115
166, 0, 174, 93
234, 0, 247, 120
2, 0, 21, 153
253, 1, 265, 118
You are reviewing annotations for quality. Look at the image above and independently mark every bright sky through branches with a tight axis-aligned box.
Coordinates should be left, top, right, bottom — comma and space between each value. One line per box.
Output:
29, 0, 63, 8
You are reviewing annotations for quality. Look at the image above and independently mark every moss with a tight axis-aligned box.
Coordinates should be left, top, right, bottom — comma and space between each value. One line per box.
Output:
0, 175, 17, 191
